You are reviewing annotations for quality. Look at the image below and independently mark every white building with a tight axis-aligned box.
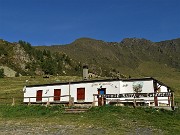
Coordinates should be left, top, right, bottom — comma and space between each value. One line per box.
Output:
23, 77, 173, 107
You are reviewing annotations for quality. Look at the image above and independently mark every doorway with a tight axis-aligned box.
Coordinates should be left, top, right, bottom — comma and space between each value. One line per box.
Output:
36, 90, 43, 102
54, 89, 61, 101
77, 88, 85, 101
98, 88, 106, 106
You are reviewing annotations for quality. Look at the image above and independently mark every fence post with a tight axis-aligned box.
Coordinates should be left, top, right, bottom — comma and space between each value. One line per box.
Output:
171, 92, 175, 110
28, 97, 31, 106
93, 95, 95, 106
12, 98, 15, 106
71, 97, 74, 106
46, 97, 50, 107
102, 95, 104, 106
133, 97, 136, 108
69, 82, 71, 106
69, 95, 72, 106
168, 96, 170, 106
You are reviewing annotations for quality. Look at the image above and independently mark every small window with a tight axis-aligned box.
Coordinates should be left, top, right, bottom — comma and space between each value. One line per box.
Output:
36, 90, 43, 101
54, 89, 61, 101
77, 88, 85, 100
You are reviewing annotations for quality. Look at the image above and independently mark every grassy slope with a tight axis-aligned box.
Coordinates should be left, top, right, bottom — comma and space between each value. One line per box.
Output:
0, 74, 179, 104
0, 76, 179, 134
136, 62, 180, 102
36, 38, 180, 72
0, 105, 179, 134
0, 76, 82, 104
36, 38, 180, 101
0, 38, 180, 134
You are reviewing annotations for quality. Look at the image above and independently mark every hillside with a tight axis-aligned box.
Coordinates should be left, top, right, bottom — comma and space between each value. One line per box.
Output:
1, 37, 180, 78
0, 40, 32, 76
35, 38, 180, 98
0, 105, 179, 134
36, 37, 180, 77
0, 38, 180, 98
0, 39, 83, 77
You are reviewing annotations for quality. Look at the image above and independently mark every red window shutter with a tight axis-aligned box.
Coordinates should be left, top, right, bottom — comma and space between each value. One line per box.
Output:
77, 88, 85, 100
54, 89, 61, 101
36, 90, 43, 101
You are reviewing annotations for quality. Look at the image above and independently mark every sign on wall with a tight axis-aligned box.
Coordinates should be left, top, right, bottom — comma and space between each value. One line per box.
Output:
95, 92, 172, 98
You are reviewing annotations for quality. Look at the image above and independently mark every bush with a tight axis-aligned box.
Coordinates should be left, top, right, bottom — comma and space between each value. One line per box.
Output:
15, 72, 20, 77
0, 68, 4, 78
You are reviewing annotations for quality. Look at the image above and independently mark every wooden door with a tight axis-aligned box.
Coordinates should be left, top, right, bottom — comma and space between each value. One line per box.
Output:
54, 89, 61, 101
36, 90, 43, 102
98, 88, 106, 106
154, 95, 158, 106
77, 88, 85, 100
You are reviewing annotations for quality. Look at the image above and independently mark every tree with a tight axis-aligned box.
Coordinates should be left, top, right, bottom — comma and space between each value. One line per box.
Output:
0, 47, 8, 56
15, 72, 20, 77
0, 68, 4, 78
18, 40, 34, 57
41, 58, 57, 75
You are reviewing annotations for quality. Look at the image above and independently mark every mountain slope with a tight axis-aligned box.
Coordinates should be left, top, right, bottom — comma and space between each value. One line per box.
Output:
1, 37, 180, 78
0, 40, 33, 76
36, 37, 180, 76
0, 37, 180, 98
35, 37, 180, 98
0, 40, 82, 76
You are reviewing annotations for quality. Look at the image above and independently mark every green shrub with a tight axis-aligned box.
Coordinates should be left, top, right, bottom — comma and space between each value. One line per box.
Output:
0, 68, 4, 78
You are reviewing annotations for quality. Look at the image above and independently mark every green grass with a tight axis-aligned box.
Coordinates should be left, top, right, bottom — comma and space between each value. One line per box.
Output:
0, 105, 179, 134
0, 76, 82, 104
0, 105, 64, 118
135, 62, 180, 102
0, 76, 180, 134
0, 75, 180, 104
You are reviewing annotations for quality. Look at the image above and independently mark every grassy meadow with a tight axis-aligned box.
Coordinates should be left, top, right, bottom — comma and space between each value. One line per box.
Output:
0, 76, 82, 104
134, 62, 180, 103
0, 74, 179, 104
0, 76, 180, 134
0, 105, 179, 134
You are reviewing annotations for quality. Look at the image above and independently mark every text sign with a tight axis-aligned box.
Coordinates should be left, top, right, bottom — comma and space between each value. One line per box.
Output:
95, 92, 172, 98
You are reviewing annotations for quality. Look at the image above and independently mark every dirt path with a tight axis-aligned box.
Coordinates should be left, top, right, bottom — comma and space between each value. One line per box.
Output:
0, 121, 108, 135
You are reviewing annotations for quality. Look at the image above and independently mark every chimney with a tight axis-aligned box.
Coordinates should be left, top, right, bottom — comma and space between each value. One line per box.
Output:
83, 65, 88, 80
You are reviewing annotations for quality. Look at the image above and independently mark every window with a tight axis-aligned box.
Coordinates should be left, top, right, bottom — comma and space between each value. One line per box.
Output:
36, 90, 43, 101
54, 89, 61, 101
77, 88, 85, 100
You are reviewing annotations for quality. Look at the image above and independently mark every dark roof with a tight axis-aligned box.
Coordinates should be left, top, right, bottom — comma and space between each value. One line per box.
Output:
122, 77, 170, 87
26, 77, 171, 89
26, 78, 119, 87
121, 77, 154, 82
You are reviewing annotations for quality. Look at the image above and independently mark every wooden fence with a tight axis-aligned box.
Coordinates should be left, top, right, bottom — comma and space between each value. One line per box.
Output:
93, 92, 175, 110
0, 92, 178, 110
0, 95, 73, 106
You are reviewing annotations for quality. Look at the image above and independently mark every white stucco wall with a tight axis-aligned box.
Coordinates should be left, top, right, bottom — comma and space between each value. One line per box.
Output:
23, 81, 120, 103
120, 80, 154, 93
23, 85, 70, 103
157, 84, 169, 105
119, 80, 154, 102
70, 81, 120, 104
23, 79, 170, 106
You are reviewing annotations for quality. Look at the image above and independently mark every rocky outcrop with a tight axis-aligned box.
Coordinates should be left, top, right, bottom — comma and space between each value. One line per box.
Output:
12, 44, 32, 70
0, 66, 17, 77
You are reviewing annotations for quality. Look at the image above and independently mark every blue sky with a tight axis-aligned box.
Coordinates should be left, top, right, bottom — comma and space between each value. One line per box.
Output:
0, 0, 180, 45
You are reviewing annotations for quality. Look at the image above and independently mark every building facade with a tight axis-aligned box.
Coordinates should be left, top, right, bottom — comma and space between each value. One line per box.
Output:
23, 77, 173, 107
